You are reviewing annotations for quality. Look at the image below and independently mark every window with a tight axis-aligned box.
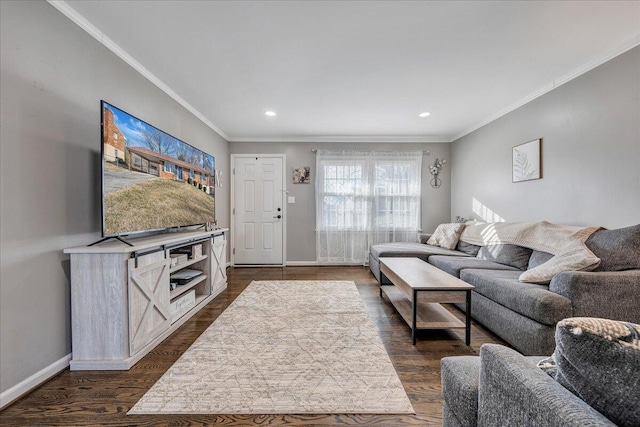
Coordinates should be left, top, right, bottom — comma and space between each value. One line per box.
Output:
189, 170, 195, 179
113, 132, 118, 140
163, 161, 176, 174
318, 161, 368, 230
373, 158, 421, 231
315, 150, 422, 264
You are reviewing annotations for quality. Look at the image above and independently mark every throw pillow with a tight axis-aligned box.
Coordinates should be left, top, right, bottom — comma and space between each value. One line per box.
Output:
519, 240, 601, 284
455, 240, 481, 256
527, 250, 554, 270
427, 223, 466, 250
554, 317, 640, 427
585, 224, 640, 271
476, 244, 533, 271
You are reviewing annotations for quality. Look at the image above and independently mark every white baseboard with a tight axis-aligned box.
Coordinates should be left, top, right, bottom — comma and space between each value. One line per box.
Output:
228, 260, 370, 267
0, 353, 71, 410
285, 261, 368, 267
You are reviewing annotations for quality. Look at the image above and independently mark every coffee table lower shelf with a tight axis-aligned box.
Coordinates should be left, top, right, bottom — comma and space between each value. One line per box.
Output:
381, 284, 468, 339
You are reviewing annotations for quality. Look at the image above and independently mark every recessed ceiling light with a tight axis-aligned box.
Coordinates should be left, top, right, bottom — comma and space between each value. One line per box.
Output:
419, 112, 431, 118
265, 111, 276, 117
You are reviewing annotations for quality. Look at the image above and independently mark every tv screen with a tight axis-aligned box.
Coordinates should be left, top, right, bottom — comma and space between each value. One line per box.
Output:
101, 101, 216, 237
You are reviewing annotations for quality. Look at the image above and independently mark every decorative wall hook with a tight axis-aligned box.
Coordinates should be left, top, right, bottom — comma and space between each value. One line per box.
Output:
429, 158, 447, 188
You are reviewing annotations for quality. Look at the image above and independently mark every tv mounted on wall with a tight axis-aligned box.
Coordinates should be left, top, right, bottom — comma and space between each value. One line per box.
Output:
101, 101, 216, 238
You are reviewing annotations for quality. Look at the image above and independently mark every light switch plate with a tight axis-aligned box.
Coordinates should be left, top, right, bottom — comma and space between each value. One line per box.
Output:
287, 196, 296, 204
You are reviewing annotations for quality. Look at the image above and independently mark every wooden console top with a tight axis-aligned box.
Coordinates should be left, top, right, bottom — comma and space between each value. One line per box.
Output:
64, 228, 228, 254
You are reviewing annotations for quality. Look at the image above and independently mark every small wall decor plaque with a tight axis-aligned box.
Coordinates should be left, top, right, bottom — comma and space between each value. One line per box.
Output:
293, 166, 310, 184
513, 138, 542, 183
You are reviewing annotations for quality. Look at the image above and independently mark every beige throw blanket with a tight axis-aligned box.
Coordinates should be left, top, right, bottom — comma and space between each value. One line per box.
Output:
459, 221, 602, 283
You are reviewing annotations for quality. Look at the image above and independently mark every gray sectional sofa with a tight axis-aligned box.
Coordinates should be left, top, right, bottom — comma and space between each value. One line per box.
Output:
369, 223, 640, 355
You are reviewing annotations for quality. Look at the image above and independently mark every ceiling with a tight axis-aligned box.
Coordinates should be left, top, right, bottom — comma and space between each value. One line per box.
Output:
59, 1, 640, 143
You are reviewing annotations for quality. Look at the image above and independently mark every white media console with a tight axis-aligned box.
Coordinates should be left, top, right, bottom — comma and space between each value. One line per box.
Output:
64, 229, 228, 370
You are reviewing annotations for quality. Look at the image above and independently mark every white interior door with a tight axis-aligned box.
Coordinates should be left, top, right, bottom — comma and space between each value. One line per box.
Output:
232, 155, 285, 265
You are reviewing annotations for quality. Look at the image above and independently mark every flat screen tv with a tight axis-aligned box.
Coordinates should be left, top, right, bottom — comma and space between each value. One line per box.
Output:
101, 101, 216, 237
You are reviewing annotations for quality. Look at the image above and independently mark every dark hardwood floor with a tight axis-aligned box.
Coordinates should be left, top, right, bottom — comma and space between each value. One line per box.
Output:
0, 266, 505, 426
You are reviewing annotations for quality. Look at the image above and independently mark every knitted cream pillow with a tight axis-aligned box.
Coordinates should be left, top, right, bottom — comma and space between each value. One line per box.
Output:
427, 223, 466, 250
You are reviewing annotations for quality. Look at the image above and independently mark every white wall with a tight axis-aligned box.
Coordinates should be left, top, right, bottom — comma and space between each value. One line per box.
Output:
0, 1, 229, 395
230, 141, 451, 262
451, 46, 640, 228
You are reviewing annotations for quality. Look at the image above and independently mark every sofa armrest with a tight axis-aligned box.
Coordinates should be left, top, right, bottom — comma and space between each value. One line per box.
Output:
419, 233, 432, 244
478, 344, 615, 427
549, 270, 640, 323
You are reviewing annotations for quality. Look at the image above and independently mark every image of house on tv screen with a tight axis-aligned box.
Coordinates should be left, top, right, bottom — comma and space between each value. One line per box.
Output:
102, 102, 216, 236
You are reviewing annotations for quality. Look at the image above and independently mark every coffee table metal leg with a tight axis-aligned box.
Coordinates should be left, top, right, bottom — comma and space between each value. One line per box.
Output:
466, 290, 472, 345
412, 289, 418, 345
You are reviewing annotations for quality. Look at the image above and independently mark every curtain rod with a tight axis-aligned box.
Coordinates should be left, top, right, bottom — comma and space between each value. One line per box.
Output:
311, 149, 431, 155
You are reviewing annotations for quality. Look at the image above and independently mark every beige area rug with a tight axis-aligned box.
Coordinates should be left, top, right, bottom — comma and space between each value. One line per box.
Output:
129, 280, 414, 415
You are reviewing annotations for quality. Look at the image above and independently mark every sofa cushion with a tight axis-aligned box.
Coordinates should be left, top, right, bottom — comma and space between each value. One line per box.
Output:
428, 255, 519, 278
476, 244, 533, 271
441, 356, 480, 427
528, 250, 554, 270
427, 223, 466, 249
585, 224, 640, 271
369, 242, 470, 261
554, 317, 640, 427
455, 240, 481, 256
460, 269, 572, 325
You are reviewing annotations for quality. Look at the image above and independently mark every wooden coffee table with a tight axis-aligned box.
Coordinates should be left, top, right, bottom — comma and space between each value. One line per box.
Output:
379, 257, 475, 345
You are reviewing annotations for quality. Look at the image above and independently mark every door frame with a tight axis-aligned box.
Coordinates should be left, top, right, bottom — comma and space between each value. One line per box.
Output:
230, 153, 287, 267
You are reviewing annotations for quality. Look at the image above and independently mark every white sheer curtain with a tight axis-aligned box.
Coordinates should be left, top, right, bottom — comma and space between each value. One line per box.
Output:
315, 150, 422, 264
370, 151, 422, 245
316, 151, 371, 264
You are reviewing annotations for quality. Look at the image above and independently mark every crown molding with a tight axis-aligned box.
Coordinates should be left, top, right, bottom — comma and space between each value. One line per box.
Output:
48, 1, 640, 145
228, 135, 451, 143
450, 33, 640, 142
47, 0, 230, 141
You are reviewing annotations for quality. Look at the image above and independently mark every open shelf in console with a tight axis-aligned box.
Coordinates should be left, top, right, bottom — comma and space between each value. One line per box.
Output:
170, 274, 207, 300
169, 255, 208, 274
167, 238, 211, 324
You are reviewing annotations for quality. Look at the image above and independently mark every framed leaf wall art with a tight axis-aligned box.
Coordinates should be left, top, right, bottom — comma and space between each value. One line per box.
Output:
512, 138, 542, 183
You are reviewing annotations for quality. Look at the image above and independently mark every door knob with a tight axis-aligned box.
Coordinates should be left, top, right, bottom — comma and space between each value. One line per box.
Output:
274, 215, 282, 219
